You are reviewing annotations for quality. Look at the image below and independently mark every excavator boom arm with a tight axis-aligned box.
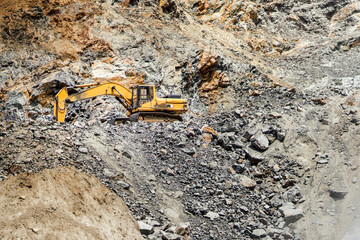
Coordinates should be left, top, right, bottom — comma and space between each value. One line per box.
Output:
53, 82, 133, 122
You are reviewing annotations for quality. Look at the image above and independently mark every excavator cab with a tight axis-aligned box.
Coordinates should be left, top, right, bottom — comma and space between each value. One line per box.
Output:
131, 85, 154, 109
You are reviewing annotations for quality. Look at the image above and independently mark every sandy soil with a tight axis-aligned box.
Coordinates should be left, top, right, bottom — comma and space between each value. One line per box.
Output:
0, 166, 144, 240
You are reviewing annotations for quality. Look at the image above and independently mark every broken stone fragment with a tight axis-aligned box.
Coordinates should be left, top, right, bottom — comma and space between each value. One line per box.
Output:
329, 178, 349, 199
269, 112, 282, 118
244, 147, 264, 165
114, 145, 122, 152
204, 211, 220, 220
250, 133, 269, 151
182, 147, 196, 155
249, 90, 261, 96
312, 98, 326, 105
138, 221, 153, 235
251, 229, 267, 238
237, 175, 256, 188
232, 141, 244, 149
122, 150, 132, 159
117, 181, 130, 190
5, 92, 28, 109
78, 147, 88, 154
329, 187, 348, 199
103, 168, 114, 178
232, 163, 245, 174
243, 128, 257, 141
276, 131, 286, 142
279, 202, 304, 224
160, 167, 175, 176
317, 159, 328, 164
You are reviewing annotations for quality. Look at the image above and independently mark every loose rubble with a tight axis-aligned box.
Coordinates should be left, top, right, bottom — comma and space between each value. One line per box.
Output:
1, 0, 360, 239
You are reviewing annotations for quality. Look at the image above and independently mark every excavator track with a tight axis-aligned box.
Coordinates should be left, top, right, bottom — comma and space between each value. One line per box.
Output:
130, 112, 183, 122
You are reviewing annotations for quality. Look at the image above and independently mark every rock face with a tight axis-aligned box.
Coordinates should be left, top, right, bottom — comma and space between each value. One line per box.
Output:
0, 167, 143, 240
0, 0, 360, 240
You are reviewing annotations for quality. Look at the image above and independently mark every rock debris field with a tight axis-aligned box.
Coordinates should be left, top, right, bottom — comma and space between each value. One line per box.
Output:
1, 0, 360, 239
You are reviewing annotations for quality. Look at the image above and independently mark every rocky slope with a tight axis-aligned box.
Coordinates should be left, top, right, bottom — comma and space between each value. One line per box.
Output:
0, 0, 360, 239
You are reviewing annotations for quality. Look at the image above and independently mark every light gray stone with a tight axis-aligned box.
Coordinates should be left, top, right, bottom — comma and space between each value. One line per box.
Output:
237, 175, 256, 188
204, 211, 220, 220
138, 221, 153, 235
251, 133, 269, 151
279, 202, 304, 224
78, 147, 88, 154
251, 229, 267, 238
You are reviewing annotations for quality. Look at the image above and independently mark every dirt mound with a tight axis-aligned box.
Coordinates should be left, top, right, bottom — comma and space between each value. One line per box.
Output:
0, 166, 143, 240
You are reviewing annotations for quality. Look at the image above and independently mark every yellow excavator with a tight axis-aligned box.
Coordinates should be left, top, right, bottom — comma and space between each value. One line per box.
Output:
53, 81, 188, 123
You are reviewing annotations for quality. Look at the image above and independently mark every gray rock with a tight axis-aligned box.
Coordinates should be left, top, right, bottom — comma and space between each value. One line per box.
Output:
237, 175, 256, 188
243, 128, 257, 140
161, 231, 179, 240
352, 177, 357, 184
283, 187, 302, 203
278, 221, 286, 229
103, 168, 114, 178
24, 158, 32, 163
251, 229, 267, 238
329, 177, 349, 199
317, 159, 329, 164
232, 163, 245, 174
279, 202, 304, 224
182, 147, 196, 155
148, 230, 162, 240
177, 141, 186, 147
232, 141, 244, 149
78, 147, 88, 154
234, 109, 242, 116
244, 147, 264, 165
276, 131, 286, 142
117, 181, 130, 190
329, 187, 348, 199
251, 133, 269, 151
269, 112, 282, 118
239, 205, 249, 212
204, 211, 220, 220
138, 221, 153, 235
33, 132, 41, 139
267, 227, 283, 236
5, 92, 27, 109
114, 145, 122, 152
122, 150, 132, 159
147, 174, 157, 182
161, 167, 175, 176
281, 231, 294, 239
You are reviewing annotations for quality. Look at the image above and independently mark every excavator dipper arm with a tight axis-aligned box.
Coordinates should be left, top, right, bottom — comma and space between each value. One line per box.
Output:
53, 82, 133, 122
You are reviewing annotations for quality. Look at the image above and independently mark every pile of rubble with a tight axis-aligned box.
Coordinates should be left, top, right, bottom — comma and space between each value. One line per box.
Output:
0, 80, 310, 239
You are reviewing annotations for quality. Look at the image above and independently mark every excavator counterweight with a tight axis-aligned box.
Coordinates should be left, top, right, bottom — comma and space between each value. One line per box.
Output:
53, 82, 188, 123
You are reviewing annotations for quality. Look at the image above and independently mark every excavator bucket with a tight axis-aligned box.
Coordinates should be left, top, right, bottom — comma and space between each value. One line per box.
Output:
53, 88, 69, 123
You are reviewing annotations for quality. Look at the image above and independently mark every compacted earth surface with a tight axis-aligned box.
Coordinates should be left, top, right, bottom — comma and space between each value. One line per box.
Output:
0, 0, 360, 239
